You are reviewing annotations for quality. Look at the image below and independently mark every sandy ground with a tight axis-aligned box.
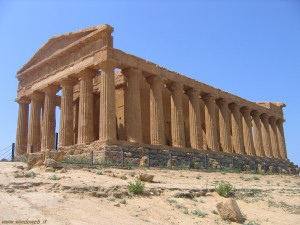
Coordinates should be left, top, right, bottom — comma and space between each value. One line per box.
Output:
0, 162, 299, 225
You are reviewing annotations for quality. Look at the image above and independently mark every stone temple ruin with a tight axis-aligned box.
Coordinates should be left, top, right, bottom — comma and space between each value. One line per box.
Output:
15, 24, 296, 171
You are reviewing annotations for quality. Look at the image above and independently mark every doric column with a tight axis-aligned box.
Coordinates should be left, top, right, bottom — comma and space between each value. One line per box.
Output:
202, 94, 219, 150
27, 92, 43, 153
59, 79, 76, 146
276, 119, 287, 159
241, 107, 255, 156
77, 69, 95, 144
41, 85, 59, 151
187, 89, 203, 149
16, 98, 30, 155
216, 99, 232, 153
123, 68, 143, 143
260, 113, 273, 158
229, 103, 245, 154
147, 76, 165, 145
169, 82, 185, 148
251, 110, 265, 157
269, 116, 280, 158
99, 62, 116, 141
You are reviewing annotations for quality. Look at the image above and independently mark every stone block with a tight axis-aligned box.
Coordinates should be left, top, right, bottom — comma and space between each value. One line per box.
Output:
217, 199, 244, 223
28, 152, 45, 166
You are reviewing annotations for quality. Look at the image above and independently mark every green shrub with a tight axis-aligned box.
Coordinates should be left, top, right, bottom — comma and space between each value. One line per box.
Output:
216, 181, 234, 197
96, 170, 103, 175
192, 209, 207, 218
127, 179, 144, 194
48, 174, 61, 180
120, 199, 127, 204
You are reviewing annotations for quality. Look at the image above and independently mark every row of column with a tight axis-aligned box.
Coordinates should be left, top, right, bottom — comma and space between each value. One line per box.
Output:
120, 70, 287, 160
16, 62, 117, 154
16, 65, 287, 160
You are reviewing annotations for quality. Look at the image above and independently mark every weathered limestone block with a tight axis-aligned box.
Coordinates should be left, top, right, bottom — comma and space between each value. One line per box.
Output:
139, 173, 154, 182
44, 159, 64, 169
45, 150, 66, 162
217, 199, 244, 223
28, 152, 45, 166
139, 156, 148, 166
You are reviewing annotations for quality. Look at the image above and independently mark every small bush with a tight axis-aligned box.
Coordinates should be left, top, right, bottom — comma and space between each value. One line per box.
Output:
211, 209, 218, 215
192, 209, 207, 218
216, 181, 234, 197
252, 176, 260, 181
96, 170, 103, 175
48, 174, 61, 180
29, 171, 36, 178
120, 199, 126, 204
127, 179, 144, 194
182, 207, 189, 214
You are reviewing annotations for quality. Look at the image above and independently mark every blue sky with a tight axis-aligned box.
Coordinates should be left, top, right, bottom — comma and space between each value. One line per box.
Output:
0, 0, 299, 165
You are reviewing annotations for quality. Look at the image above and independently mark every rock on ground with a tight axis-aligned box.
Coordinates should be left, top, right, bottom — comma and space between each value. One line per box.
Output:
216, 198, 244, 223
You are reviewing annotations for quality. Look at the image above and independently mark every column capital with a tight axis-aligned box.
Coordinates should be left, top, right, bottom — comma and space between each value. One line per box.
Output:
16, 97, 31, 104
269, 116, 277, 123
146, 75, 164, 85
167, 82, 183, 91
77, 68, 98, 79
100, 60, 117, 70
250, 110, 261, 117
43, 85, 60, 94
185, 88, 200, 97
260, 113, 269, 120
30, 91, 44, 101
215, 98, 228, 106
201, 93, 215, 101
122, 67, 142, 77
60, 78, 78, 86
240, 106, 251, 114
228, 102, 241, 110
276, 118, 285, 124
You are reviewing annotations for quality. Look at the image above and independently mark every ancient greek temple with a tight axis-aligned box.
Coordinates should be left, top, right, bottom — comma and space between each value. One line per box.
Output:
15, 24, 288, 161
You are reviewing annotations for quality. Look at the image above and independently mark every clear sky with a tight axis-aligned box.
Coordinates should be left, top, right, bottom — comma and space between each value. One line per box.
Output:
0, 0, 299, 165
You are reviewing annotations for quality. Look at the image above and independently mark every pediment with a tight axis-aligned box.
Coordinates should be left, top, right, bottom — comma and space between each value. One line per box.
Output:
18, 25, 105, 74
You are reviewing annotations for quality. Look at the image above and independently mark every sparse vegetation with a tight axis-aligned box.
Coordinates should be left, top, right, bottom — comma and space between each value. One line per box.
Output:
216, 181, 234, 197
62, 155, 89, 164
192, 209, 207, 218
120, 199, 126, 204
48, 174, 61, 180
127, 179, 144, 194
167, 197, 177, 204
211, 209, 218, 215
96, 170, 103, 175
182, 206, 189, 214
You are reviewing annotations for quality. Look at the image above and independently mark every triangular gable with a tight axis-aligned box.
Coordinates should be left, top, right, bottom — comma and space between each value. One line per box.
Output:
18, 26, 100, 73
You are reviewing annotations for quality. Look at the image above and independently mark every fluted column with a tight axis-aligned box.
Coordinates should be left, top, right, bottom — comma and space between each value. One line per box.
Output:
148, 76, 165, 145
27, 92, 43, 153
241, 107, 255, 156
123, 68, 143, 143
251, 110, 265, 157
16, 98, 30, 155
260, 113, 273, 158
59, 79, 76, 146
216, 99, 232, 153
169, 82, 185, 148
99, 62, 116, 141
187, 89, 203, 149
269, 117, 280, 158
229, 103, 245, 154
78, 70, 95, 144
41, 85, 59, 151
202, 94, 219, 150
276, 119, 287, 159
